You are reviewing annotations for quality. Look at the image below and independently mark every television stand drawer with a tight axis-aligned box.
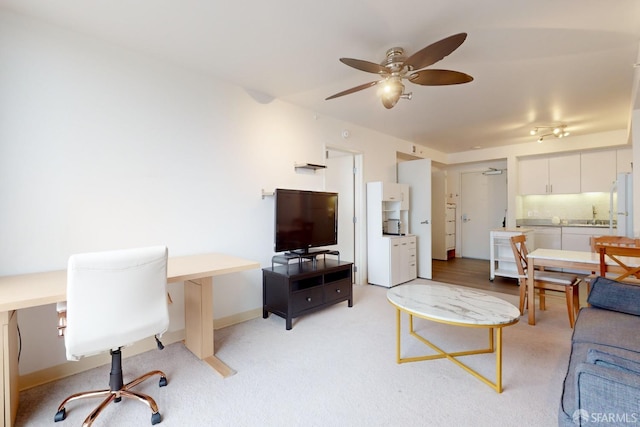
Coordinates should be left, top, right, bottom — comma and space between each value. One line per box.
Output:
291, 287, 324, 313
324, 279, 352, 303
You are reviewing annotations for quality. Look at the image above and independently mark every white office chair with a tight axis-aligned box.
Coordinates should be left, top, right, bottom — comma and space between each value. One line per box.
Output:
54, 246, 170, 426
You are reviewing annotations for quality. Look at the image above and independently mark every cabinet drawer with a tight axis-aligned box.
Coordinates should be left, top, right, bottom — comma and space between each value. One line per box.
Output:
445, 221, 455, 234
292, 287, 324, 313
445, 234, 455, 248
407, 248, 416, 264
325, 279, 352, 303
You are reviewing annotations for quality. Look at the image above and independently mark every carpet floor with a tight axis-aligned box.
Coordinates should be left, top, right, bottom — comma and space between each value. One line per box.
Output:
15, 280, 572, 426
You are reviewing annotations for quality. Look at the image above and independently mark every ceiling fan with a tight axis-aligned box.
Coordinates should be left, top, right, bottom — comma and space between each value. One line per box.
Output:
326, 33, 473, 109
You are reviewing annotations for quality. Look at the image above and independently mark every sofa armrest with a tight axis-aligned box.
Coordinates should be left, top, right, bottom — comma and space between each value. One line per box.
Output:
575, 362, 640, 424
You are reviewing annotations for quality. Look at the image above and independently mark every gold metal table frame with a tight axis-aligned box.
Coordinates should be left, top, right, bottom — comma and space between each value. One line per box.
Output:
393, 308, 518, 393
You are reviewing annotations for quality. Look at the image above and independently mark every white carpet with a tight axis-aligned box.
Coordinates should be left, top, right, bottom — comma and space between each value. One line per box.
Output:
15, 280, 572, 426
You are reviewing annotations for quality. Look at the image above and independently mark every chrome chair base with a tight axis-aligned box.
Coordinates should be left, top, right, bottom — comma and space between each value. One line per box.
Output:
54, 348, 167, 427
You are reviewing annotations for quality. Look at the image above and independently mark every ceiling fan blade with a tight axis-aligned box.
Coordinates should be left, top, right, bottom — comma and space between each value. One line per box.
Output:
404, 33, 468, 71
325, 80, 381, 100
408, 69, 473, 86
340, 58, 388, 74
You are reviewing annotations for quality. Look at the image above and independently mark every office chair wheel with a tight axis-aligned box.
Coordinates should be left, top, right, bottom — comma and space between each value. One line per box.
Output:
159, 376, 167, 387
151, 412, 162, 425
54, 408, 66, 422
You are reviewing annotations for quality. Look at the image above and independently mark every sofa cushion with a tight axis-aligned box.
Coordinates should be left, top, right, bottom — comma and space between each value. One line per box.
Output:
587, 276, 640, 316
574, 361, 640, 426
572, 307, 640, 353
559, 342, 640, 425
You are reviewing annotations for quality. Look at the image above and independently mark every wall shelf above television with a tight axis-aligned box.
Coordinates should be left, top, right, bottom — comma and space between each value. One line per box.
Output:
294, 163, 326, 171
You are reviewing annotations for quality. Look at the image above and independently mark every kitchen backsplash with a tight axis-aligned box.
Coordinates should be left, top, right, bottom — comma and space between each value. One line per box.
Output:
518, 193, 615, 223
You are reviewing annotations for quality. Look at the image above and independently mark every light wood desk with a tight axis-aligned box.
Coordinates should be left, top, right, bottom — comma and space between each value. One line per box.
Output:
526, 248, 637, 325
0, 252, 259, 426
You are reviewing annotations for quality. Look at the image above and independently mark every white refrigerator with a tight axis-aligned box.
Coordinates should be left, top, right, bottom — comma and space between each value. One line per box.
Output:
610, 172, 634, 237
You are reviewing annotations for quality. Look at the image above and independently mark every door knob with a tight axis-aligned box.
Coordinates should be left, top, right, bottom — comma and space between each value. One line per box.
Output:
420, 220, 429, 224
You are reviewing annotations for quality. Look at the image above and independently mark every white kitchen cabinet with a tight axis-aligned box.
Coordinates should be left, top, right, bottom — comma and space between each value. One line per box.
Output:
529, 226, 562, 250
367, 182, 416, 287
561, 226, 613, 274
561, 226, 612, 252
369, 235, 417, 287
489, 228, 535, 280
549, 154, 581, 194
390, 236, 417, 285
518, 157, 548, 195
581, 150, 616, 193
382, 182, 409, 210
519, 154, 581, 195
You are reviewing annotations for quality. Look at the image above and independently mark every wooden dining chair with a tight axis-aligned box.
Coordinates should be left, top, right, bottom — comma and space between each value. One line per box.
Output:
596, 244, 640, 283
510, 234, 581, 327
584, 236, 640, 291
590, 235, 640, 252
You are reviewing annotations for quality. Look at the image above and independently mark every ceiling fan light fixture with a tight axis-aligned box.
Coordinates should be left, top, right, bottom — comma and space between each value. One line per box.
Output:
381, 78, 404, 109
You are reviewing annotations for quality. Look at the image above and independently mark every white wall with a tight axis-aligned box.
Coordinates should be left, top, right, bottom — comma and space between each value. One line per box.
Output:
0, 12, 417, 374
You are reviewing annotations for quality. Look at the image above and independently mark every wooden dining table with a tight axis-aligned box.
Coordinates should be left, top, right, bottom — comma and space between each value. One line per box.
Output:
525, 248, 636, 325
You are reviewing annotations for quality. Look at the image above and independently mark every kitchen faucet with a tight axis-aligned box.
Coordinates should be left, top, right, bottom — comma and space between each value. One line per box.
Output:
592, 205, 597, 224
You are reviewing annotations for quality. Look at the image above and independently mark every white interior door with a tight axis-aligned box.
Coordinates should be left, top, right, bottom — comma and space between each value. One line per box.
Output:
325, 150, 358, 283
398, 158, 432, 279
461, 171, 507, 259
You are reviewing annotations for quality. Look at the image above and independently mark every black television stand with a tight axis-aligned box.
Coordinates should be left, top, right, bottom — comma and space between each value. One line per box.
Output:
263, 254, 352, 330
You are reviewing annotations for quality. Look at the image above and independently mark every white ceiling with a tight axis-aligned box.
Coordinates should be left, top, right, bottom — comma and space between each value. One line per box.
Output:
3, 0, 640, 153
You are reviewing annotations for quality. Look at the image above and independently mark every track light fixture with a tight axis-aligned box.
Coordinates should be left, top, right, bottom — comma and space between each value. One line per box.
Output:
530, 124, 570, 143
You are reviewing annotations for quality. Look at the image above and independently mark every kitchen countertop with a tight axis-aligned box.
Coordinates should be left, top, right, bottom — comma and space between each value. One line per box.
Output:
516, 219, 615, 229
490, 227, 534, 233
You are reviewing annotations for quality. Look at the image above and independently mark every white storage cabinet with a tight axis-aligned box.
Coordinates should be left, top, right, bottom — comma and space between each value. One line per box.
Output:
367, 182, 416, 287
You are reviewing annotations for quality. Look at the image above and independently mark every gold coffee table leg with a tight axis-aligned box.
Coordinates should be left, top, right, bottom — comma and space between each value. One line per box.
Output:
395, 309, 505, 393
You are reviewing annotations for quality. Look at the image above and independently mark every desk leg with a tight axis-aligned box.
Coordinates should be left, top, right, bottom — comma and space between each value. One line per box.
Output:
184, 278, 236, 378
1, 310, 19, 427
527, 259, 536, 325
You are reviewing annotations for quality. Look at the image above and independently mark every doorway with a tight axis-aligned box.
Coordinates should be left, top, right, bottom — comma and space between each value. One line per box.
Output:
325, 148, 363, 284
460, 170, 507, 260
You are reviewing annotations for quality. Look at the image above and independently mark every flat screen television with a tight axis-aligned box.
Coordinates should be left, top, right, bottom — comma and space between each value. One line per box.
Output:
274, 188, 338, 254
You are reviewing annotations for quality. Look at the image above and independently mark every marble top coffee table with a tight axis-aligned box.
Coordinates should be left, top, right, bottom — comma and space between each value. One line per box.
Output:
387, 283, 520, 393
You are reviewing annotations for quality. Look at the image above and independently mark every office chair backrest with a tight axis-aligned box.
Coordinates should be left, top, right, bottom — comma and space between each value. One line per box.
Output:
65, 246, 169, 361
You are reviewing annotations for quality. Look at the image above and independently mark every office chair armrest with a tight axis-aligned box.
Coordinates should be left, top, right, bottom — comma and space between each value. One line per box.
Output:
56, 301, 67, 337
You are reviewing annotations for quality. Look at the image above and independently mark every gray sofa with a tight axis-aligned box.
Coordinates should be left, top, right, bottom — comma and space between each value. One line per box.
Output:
559, 276, 640, 426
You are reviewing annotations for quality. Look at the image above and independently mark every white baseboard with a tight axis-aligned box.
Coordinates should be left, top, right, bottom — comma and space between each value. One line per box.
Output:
19, 308, 262, 391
